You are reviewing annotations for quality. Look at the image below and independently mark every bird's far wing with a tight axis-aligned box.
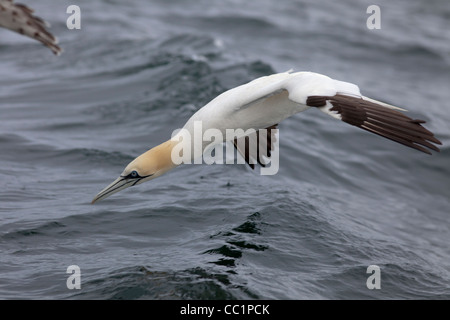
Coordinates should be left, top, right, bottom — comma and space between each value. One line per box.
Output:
0, 0, 62, 55
306, 94, 442, 154
233, 124, 278, 169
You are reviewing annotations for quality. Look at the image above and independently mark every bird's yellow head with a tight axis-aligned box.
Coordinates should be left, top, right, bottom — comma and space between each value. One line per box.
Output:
91, 140, 177, 203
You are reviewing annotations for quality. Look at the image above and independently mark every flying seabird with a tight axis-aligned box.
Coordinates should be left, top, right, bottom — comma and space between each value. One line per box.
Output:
0, 0, 61, 55
92, 71, 441, 203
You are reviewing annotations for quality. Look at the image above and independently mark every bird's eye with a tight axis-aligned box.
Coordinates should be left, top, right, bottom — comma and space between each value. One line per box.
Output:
130, 170, 139, 178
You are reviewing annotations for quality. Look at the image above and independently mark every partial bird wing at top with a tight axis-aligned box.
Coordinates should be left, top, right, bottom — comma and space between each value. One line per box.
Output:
0, 0, 61, 55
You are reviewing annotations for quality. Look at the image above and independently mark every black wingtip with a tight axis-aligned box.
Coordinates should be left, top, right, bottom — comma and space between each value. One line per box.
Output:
308, 94, 442, 155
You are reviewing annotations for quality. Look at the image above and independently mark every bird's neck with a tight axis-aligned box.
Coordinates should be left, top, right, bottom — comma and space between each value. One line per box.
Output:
146, 139, 179, 172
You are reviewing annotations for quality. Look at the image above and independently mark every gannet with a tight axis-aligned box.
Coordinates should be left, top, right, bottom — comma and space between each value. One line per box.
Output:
0, 0, 61, 55
92, 71, 442, 203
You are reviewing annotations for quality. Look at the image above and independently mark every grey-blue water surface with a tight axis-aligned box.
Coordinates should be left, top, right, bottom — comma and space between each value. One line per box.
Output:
0, 0, 449, 299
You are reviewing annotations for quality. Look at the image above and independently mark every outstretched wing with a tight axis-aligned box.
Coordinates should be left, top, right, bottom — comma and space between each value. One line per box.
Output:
0, 0, 62, 55
278, 71, 441, 155
306, 94, 442, 155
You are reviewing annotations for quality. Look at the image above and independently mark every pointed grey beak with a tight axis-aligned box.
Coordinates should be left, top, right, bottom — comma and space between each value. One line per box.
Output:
91, 176, 135, 204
